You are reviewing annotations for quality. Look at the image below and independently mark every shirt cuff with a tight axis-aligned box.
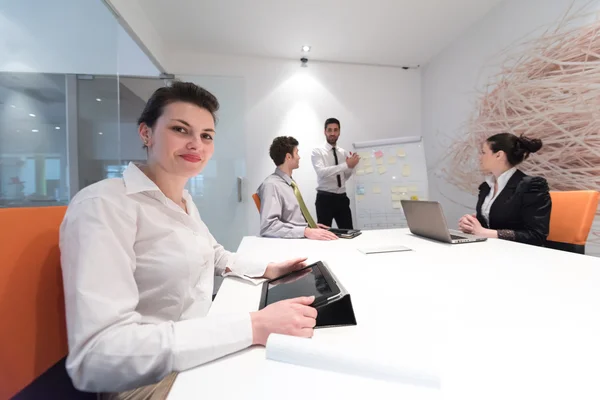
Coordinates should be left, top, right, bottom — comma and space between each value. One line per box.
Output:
230, 256, 268, 278
291, 225, 307, 238
497, 229, 516, 241
172, 312, 253, 372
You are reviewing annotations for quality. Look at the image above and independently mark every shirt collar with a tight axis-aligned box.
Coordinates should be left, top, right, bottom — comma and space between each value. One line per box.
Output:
325, 142, 335, 151
485, 167, 517, 189
274, 167, 294, 186
123, 163, 161, 195
123, 162, 190, 200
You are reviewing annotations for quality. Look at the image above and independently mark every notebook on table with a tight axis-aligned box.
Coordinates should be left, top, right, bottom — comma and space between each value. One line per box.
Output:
400, 200, 486, 244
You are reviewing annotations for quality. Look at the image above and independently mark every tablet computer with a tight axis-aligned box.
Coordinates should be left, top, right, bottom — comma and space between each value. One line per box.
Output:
259, 261, 342, 309
328, 228, 362, 239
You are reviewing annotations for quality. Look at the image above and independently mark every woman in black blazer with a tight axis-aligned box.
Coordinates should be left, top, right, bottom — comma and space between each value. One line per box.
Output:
458, 133, 552, 246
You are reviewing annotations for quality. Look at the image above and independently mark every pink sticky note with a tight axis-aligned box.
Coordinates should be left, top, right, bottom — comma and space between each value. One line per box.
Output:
374, 150, 384, 158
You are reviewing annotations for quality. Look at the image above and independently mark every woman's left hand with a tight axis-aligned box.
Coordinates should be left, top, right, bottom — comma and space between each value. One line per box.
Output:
263, 257, 308, 280
459, 214, 486, 236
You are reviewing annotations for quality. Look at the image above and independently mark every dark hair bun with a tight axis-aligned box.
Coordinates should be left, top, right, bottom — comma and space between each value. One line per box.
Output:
517, 135, 543, 153
487, 132, 542, 166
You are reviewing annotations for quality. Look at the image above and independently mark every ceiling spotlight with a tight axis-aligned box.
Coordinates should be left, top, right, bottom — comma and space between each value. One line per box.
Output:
301, 45, 311, 52
10, 104, 16, 108
96, 98, 102, 102
98, 132, 103, 135
55, 126, 60, 130
32, 129, 39, 132
29, 113, 36, 117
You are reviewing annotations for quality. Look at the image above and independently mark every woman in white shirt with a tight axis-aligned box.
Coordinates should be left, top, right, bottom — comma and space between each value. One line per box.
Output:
60, 82, 317, 399
458, 132, 551, 246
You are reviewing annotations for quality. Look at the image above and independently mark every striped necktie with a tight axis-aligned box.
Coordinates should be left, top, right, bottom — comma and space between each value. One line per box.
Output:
290, 181, 317, 228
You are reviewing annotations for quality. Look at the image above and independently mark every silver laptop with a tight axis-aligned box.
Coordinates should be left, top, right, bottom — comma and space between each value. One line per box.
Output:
400, 200, 487, 244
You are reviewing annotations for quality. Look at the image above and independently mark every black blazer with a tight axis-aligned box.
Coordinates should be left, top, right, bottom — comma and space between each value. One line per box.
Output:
476, 169, 552, 246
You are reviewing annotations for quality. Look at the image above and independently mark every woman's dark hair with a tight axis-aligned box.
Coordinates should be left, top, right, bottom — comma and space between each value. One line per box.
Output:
486, 133, 543, 166
270, 136, 299, 166
137, 81, 219, 128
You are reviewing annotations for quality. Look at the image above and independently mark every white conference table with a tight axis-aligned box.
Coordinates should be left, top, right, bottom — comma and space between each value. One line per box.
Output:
168, 229, 600, 400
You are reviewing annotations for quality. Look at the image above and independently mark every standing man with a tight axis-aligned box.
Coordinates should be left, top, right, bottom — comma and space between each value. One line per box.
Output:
311, 118, 360, 229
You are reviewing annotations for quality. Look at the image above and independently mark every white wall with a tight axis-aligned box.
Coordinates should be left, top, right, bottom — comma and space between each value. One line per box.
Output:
167, 53, 421, 238
422, 0, 600, 256
0, 0, 159, 76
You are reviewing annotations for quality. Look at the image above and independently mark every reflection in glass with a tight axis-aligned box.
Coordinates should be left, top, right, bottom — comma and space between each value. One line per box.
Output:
77, 77, 164, 187
0, 72, 68, 207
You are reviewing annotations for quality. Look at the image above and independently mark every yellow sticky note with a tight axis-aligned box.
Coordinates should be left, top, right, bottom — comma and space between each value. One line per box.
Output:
360, 152, 370, 159
402, 164, 411, 177
410, 195, 419, 200
365, 167, 374, 174
397, 148, 406, 157
392, 201, 403, 209
391, 194, 403, 201
363, 158, 372, 166
376, 158, 384, 165
357, 194, 365, 202
408, 186, 418, 192
387, 156, 397, 165
356, 169, 365, 176
378, 166, 387, 174
373, 186, 381, 194
400, 193, 410, 200
399, 187, 408, 192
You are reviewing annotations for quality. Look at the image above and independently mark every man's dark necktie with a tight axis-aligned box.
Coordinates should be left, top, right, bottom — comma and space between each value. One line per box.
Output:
332, 147, 342, 188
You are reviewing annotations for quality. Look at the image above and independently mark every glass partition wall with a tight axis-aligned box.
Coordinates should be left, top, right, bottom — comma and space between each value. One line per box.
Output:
0, 0, 156, 206
0, 73, 69, 206
0, 1, 248, 250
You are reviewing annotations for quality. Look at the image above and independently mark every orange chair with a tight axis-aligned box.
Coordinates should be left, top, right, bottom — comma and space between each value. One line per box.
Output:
252, 193, 261, 212
545, 191, 600, 254
0, 206, 91, 399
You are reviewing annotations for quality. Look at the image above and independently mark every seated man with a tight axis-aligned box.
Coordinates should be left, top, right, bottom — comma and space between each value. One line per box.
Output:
257, 136, 338, 240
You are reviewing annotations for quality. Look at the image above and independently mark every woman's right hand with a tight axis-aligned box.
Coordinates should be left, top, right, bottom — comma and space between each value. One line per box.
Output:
458, 213, 476, 233
305, 228, 338, 241
250, 296, 318, 346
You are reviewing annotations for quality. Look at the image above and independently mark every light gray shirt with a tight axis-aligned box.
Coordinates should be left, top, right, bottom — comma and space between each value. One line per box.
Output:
311, 142, 353, 194
257, 168, 307, 239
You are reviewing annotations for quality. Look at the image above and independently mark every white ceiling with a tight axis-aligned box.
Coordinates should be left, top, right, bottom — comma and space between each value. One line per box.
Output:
136, 0, 504, 67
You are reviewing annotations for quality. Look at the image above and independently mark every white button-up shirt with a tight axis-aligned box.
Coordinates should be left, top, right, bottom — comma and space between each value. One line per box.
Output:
481, 167, 517, 225
59, 163, 266, 393
311, 142, 354, 194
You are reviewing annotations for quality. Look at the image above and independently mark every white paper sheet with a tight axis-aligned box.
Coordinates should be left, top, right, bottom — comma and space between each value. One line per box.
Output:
265, 334, 440, 388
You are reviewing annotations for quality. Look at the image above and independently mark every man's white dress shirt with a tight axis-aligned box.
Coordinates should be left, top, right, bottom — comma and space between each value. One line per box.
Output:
311, 142, 354, 194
